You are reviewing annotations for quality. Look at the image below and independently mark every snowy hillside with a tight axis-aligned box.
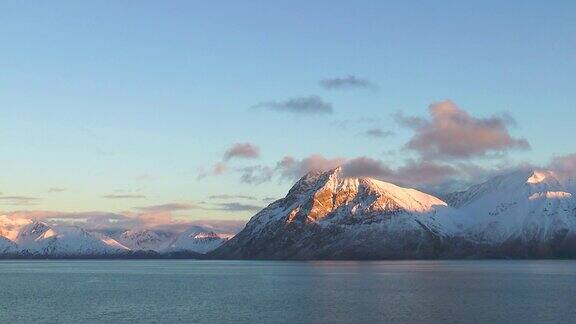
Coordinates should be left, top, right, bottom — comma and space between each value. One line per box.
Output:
214, 168, 576, 259
115, 227, 231, 254
167, 226, 231, 254
116, 229, 172, 252
0, 217, 232, 257
14, 221, 128, 256
213, 167, 455, 259
450, 170, 576, 256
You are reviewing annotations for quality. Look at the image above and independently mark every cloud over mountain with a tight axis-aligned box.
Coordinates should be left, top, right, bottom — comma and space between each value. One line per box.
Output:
341, 157, 393, 179
202, 100, 540, 193
277, 155, 345, 179
229, 153, 489, 193
397, 100, 530, 159
549, 153, 576, 180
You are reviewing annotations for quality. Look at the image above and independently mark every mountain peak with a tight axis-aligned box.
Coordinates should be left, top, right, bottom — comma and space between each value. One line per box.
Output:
250, 168, 448, 229
287, 167, 342, 193
117, 228, 168, 251
526, 169, 558, 185
214, 168, 453, 259
16, 221, 52, 244
305, 168, 446, 219
168, 226, 230, 254
497, 169, 560, 187
445, 169, 565, 208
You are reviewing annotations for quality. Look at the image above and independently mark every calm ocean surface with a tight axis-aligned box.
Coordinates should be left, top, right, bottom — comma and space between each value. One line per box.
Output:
0, 260, 575, 323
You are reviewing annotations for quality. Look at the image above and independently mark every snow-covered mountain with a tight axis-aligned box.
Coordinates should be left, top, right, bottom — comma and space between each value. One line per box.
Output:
116, 229, 172, 252
0, 217, 232, 257
564, 177, 576, 195
14, 221, 128, 256
0, 215, 33, 241
2, 167, 575, 259
213, 167, 455, 259
114, 227, 231, 254
447, 170, 576, 257
167, 226, 231, 254
0, 236, 16, 254
213, 168, 576, 259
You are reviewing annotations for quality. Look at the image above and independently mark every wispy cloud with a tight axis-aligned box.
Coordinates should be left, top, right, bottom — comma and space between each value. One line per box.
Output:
134, 203, 201, 213
341, 157, 393, 179
319, 75, 377, 90
197, 143, 261, 180
47, 187, 66, 193
212, 162, 227, 175
253, 95, 333, 114
134, 174, 155, 181
103, 194, 146, 199
214, 202, 263, 212
363, 128, 394, 138
548, 153, 576, 181
231, 155, 344, 185
197, 162, 227, 179
0, 211, 246, 234
226, 152, 488, 193
224, 143, 260, 161
202, 100, 535, 192
277, 154, 345, 179
332, 117, 381, 129
0, 196, 40, 206
208, 194, 258, 201
238, 165, 275, 185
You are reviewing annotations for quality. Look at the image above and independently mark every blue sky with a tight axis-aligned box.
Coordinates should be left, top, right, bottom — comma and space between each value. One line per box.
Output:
1, 1, 575, 222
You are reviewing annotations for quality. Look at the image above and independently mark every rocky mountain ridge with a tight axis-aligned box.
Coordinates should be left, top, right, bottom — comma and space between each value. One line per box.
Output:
213, 167, 576, 259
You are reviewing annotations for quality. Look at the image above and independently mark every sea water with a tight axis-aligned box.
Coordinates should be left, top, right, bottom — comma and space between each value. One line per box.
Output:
0, 260, 575, 323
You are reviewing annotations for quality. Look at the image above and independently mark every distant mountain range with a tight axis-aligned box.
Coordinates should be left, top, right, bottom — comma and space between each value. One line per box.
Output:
0, 218, 231, 258
2, 167, 576, 259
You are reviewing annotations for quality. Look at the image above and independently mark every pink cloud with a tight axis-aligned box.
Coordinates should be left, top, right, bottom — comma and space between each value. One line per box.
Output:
341, 157, 393, 178
278, 154, 345, 179
223, 143, 260, 161
397, 100, 530, 159
549, 153, 576, 180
